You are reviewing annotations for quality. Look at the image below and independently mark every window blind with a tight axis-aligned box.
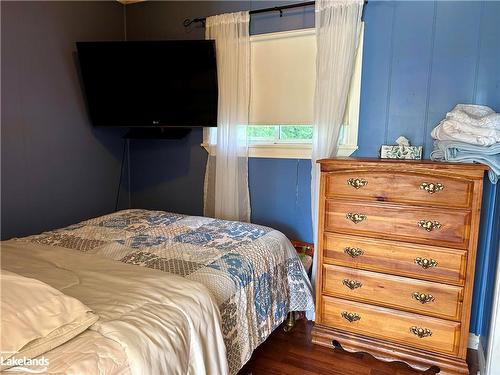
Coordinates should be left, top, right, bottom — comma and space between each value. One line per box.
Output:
249, 29, 316, 125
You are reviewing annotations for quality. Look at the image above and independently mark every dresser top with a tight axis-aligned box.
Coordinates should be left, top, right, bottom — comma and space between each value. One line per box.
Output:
317, 157, 488, 178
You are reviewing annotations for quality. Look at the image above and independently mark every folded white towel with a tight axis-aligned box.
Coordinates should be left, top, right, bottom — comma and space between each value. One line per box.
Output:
447, 104, 500, 129
432, 118, 500, 145
431, 104, 500, 146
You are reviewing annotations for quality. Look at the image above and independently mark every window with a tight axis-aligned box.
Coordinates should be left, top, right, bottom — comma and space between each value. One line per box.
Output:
203, 26, 364, 159
248, 125, 313, 143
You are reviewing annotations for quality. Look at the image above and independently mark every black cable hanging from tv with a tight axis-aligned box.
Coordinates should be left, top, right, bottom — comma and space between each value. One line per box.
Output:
114, 138, 128, 212
183, 0, 368, 28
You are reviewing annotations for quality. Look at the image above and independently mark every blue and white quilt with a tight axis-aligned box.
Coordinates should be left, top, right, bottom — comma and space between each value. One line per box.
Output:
18, 209, 315, 374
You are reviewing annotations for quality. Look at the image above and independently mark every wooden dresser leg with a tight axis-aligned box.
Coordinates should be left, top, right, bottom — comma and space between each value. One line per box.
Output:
313, 325, 471, 375
283, 312, 296, 332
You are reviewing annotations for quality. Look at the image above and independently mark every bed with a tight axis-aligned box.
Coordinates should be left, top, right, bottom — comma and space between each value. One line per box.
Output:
1, 209, 314, 374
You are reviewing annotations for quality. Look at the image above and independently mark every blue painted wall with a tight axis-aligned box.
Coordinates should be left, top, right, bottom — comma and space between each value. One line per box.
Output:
473, 182, 500, 353
357, 1, 500, 157
1, 1, 129, 240
131, 133, 207, 215
249, 158, 312, 241
125, 0, 500, 336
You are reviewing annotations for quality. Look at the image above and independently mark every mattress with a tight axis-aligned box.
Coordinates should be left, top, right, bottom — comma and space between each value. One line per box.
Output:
10, 209, 315, 374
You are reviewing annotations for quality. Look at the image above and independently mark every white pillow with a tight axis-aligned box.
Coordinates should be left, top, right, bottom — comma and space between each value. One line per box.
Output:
0, 270, 98, 370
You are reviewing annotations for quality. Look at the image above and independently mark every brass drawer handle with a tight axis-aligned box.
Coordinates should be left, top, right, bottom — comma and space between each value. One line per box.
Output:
346, 212, 367, 224
341, 311, 361, 323
344, 247, 364, 258
410, 326, 432, 338
420, 182, 444, 194
412, 292, 435, 304
415, 257, 438, 269
343, 279, 363, 290
347, 178, 368, 189
417, 220, 441, 232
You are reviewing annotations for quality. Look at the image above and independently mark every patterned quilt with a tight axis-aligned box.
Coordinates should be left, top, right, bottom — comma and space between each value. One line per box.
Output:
16, 209, 315, 374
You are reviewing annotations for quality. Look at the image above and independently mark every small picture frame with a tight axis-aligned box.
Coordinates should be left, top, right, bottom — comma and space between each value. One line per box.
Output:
380, 145, 423, 160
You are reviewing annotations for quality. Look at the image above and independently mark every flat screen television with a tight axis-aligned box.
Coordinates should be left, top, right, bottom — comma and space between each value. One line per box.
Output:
76, 40, 218, 127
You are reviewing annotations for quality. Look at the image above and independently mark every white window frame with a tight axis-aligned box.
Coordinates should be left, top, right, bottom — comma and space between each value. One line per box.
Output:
202, 27, 363, 159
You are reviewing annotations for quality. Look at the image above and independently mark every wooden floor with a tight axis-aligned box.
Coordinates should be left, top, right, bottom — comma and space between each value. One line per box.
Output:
238, 319, 479, 375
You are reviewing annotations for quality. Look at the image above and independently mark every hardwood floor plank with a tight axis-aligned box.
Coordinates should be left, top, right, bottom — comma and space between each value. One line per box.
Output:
238, 320, 479, 375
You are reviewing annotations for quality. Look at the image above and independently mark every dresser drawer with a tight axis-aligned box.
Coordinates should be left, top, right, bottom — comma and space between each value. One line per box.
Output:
323, 233, 466, 285
320, 296, 461, 356
325, 171, 472, 208
322, 264, 463, 320
325, 200, 471, 249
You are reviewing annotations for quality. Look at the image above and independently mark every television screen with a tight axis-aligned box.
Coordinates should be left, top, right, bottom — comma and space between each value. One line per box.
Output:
76, 40, 218, 127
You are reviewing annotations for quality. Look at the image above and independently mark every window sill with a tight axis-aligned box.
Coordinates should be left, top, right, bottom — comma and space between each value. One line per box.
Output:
201, 143, 358, 159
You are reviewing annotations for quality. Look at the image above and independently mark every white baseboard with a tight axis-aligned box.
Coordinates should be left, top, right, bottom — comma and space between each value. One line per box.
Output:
469, 333, 480, 350
478, 338, 487, 375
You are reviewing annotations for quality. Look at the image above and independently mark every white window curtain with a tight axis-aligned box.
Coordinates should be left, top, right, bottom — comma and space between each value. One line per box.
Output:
310, 0, 364, 312
204, 12, 251, 222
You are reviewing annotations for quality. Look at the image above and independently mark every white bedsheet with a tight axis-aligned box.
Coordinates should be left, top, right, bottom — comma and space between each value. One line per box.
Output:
1, 240, 229, 375
3, 330, 132, 375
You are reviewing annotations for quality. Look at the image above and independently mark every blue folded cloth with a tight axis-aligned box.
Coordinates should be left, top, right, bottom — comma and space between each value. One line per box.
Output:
430, 140, 500, 184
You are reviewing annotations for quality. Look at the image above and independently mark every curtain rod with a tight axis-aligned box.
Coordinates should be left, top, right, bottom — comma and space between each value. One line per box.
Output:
183, 1, 367, 27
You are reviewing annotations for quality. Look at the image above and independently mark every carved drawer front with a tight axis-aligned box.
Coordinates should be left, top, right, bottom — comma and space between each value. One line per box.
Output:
323, 233, 467, 285
320, 296, 461, 356
322, 264, 463, 320
325, 172, 472, 208
325, 200, 471, 249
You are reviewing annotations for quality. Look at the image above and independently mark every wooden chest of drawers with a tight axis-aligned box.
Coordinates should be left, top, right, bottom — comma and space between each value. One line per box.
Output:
312, 158, 487, 375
